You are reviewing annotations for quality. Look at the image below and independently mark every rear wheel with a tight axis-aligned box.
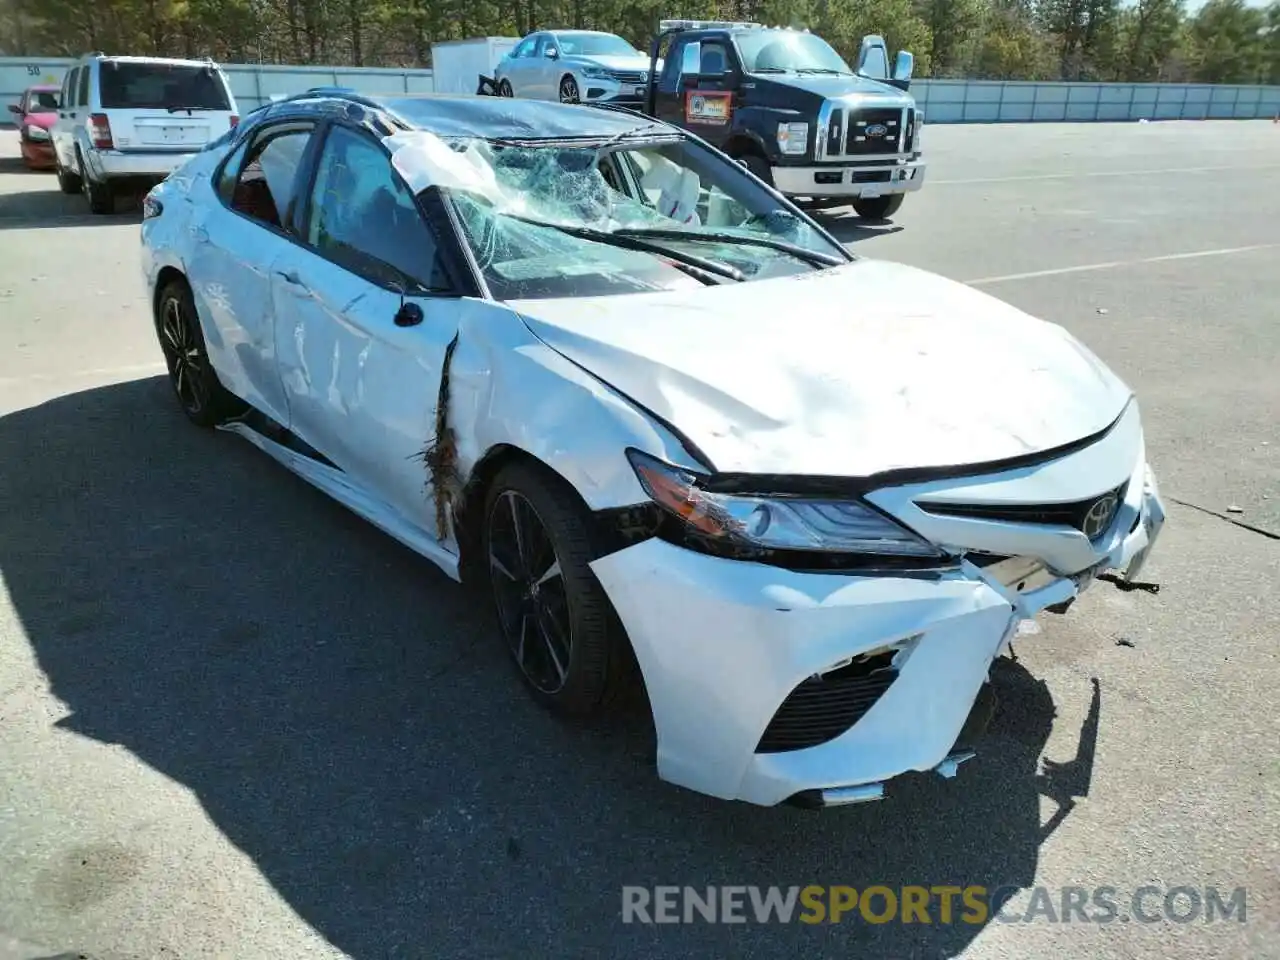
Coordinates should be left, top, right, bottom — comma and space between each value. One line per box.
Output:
852, 193, 905, 221
79, 153, 114, 215
55, 155, 82, 194
558, 75, 580, 104
155, 277, 244, 427
482, 459, 630, 717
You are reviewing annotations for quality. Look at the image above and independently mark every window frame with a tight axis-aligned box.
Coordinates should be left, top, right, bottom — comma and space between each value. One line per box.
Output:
77, 63, 91, 108
211, 116, 321, 239
292, 119, 476, 300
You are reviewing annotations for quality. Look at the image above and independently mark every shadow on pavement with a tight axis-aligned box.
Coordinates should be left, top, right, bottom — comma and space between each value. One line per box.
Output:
0, 377, 1101, 958
0, 177, 141, 229
811, 209, 906, 246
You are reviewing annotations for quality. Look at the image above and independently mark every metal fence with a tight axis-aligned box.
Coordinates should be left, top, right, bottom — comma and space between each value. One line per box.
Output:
5, 56, 1280, 125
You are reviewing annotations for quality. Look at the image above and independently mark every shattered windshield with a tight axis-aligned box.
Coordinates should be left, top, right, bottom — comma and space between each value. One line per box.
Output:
387, 129, 849, 301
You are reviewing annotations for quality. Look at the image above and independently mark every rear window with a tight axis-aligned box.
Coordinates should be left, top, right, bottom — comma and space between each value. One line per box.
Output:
98, 61, 232, 111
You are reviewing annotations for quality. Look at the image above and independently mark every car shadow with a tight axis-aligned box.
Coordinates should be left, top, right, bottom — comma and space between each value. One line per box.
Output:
0, 377, 1101, 958
0, 179, 141, 229
811, 209, 906, 246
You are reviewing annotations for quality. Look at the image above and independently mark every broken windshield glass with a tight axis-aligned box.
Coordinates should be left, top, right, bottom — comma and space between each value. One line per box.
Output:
386, 128, 850, 301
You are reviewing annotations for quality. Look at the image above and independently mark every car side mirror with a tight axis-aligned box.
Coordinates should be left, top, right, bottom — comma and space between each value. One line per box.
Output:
545, 46, 559, 59
7, 104, 22, 115
889, 50, 914, 90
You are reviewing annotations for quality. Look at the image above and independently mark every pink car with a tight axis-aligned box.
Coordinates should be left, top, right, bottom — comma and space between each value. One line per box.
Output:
8, 84, 61, 170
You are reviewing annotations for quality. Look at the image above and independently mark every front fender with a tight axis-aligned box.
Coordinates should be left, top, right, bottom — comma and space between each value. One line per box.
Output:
449, 303, 703, 512
732, 105, 807, 163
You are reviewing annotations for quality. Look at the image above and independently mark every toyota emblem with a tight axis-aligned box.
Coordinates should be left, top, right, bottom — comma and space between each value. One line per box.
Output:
1082, 492, 1119, 539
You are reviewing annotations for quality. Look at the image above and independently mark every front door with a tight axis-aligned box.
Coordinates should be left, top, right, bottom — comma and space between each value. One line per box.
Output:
654, 36, 737, 151
270, 122, 466, 535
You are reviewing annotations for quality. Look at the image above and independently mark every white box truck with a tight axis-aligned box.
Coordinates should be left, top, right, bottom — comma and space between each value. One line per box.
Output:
431, 37, 521, 94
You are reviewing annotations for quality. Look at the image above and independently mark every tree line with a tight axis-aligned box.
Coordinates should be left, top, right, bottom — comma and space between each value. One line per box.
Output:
2, 0, 1278, 84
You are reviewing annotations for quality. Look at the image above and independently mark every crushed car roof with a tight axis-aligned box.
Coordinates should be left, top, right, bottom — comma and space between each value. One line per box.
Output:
379, 94, 666, 141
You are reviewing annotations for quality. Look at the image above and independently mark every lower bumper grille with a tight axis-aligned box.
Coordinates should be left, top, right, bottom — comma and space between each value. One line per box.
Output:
756, 650, 898, 753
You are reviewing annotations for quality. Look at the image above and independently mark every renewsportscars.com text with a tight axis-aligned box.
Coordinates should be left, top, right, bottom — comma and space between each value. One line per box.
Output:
621, 885, 1247, 925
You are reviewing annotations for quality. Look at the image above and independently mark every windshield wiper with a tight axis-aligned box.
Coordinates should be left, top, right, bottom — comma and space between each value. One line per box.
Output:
166, 105, 219, 113
794, 67, 848, 75
750, 67, 788, 74
502, 213, 745, 283
611, 227, 846, 268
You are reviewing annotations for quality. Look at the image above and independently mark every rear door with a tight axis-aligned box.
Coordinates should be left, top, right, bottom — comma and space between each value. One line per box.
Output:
95, 59, 238, 152
185, 118, 319, 425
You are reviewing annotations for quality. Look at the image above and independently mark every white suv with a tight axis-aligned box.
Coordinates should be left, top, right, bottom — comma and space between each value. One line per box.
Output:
51, 53, 239, 214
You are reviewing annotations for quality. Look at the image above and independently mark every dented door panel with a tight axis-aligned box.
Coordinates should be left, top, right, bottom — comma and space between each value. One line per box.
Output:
270, 245, 463, 538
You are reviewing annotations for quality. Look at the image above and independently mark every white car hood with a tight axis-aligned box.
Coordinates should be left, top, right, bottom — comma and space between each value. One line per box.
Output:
511, 259, 1133, 478
570, 54, 655, 72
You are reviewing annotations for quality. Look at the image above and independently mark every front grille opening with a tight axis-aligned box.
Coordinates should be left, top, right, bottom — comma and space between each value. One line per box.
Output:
814, 170, 843, 184
851, 170, 892, 183
756, 650, 898, 753
845, 108, 902, 155
916, 481, 1129, 542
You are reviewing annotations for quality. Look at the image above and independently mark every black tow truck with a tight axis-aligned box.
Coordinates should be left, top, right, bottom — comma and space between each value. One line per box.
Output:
637, 19, 925, 221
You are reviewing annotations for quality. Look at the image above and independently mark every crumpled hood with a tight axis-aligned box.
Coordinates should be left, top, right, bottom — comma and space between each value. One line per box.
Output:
511, 259, 1134, 478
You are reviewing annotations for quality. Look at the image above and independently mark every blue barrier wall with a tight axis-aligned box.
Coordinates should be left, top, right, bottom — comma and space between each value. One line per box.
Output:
5, 56, 1280, 124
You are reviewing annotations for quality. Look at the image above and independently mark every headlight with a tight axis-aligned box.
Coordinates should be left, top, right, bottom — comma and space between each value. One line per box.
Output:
627, 449, 940, 557
580, 65, 611, 79
776, 121, 808, 156
24, 125, 50, 141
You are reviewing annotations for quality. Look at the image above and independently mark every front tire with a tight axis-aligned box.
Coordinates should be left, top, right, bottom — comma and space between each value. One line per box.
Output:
737, 152, 775, 188
852, 193, 905, 221
155, 278, 243, 427
498, 78, 514, 97
558, 74, 580, 104
482, 459, 629, 717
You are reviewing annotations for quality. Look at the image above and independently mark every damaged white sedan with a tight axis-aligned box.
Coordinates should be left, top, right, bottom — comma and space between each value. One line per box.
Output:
141, 90, 1165, 808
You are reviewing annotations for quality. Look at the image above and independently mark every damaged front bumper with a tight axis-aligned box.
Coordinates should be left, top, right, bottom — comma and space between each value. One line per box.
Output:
588, 462, 1165, 808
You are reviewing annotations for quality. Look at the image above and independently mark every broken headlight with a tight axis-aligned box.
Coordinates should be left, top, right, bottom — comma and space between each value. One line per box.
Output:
627, 449, 940, 557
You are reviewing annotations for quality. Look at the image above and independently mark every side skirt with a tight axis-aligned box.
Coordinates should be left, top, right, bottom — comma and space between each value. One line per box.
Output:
217, 420, 463, 583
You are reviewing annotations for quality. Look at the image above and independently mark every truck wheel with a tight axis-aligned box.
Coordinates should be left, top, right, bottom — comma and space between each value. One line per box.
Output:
738, 153, 775, 188
852, 194, 905, 221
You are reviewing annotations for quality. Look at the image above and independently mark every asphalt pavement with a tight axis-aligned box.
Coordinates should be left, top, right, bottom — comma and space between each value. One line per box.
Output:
0, 121, 1277, 960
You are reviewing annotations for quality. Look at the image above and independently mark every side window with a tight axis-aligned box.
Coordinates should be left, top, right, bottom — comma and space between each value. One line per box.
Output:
224, 126, 314, 230
659, 40, 687, 91
63, 68, 78, 109
512, 37, 535, 58
215, 136, 252, 204
77, 65, 90, 107
304, 125, 448, 292
699, 41, 730, 76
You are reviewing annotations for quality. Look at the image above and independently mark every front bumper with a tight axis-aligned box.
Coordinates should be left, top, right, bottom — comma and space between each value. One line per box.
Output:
86, 148, 197, 182
771, 157, 927, 200
20, 139, 56, 169
589, 452, 1165, 808
576, 73, 648, 104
